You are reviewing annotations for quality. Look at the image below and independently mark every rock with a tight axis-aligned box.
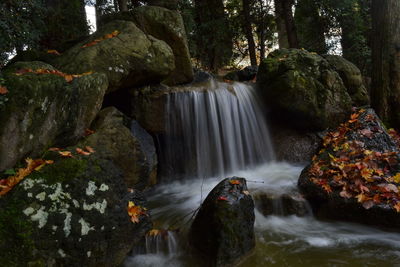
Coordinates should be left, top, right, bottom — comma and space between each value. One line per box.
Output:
79, 107, 157, 190
257, 49, 352, 131
0, 154, 151, 266
0, 61, 107, 171
53, 20, 175, 93
190, 177, 255, 267
223, 66, 258, 82
253, 191, 310, 217
323, 55, 370, 106
298, 108, 400, 229
192, 69, 213, 84
133, 6, 194, 85
270, 123, 322, 164
146, 0, 179, 10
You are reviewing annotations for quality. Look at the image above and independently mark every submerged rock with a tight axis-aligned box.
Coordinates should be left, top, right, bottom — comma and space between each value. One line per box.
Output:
257, 48, 352, 130
190, 177, 255, 267
53, 20, 175, 93
79, 107, 157, 190
299, 108, 400, 229
0, 154, 151, 266
253, 191, 310, 217
0, 61, 107, 171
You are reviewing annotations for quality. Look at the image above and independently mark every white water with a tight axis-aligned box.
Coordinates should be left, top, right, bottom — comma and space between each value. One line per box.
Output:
126, 163, 400, 266
126, 81, 400, 266
158, 81, 274, 179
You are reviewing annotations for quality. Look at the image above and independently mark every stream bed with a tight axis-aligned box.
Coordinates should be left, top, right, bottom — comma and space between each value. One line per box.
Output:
125, 162, 400, 267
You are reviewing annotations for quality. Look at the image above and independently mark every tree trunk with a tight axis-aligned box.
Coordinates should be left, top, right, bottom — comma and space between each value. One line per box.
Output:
242, 0, 257, 66
117, 0, 128, 11
194, 0, 233, 72
371, 0, 400, 128
274, 0, 289, 48
274, 0, 299, 48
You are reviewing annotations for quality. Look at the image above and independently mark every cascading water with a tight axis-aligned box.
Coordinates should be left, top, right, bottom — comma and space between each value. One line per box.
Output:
126, 80, 400, 266
158, 79, 274, 179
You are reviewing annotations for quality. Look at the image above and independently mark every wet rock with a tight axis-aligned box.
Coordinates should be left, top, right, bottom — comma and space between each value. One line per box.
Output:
298, 109, 400, 229
257, 48, 352, 131
79, 107, 157, 189
0, 154, 151, 266
192, 69, 213, 84
253, 191, 310, 217
53, 20, 174, 93
323, 55, 370, 106
190, 177, 255, 267
0, 61, 107, 172
270, 123, 322, 164
133, 6, 194, 85
223, 66, 258, 82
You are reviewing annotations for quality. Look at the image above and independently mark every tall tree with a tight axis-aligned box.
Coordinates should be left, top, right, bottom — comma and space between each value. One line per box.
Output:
194, 0, 233, 71
295, 0, 327, 54
371, 0, 400, 127
274, 0, 299, 48
242, 0, 257, 66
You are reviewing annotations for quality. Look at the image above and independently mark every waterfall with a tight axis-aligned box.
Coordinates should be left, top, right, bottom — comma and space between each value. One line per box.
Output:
158, 80, 274, 179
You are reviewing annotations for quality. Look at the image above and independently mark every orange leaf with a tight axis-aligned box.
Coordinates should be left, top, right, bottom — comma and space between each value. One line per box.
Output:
394, 203, 400, 213
47, 49, 61, 55
218, 196, 228, 201
0, 86, 8, 95
59, 151, 73, 157
85, 146, 95, 153
127, 201, 146, 223
76, 148, 90, 156
229, 180, 240, 185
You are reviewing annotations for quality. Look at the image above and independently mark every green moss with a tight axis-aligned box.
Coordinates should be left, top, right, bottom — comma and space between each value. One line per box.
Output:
38, 157, 88, 184
0, 194, 35, 266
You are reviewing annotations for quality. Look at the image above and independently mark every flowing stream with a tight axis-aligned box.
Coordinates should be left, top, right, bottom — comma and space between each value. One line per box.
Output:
125, 81, 400, 266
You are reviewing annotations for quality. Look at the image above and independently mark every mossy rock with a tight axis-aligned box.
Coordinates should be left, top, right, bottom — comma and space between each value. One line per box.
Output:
0, 154, 151, 266
257, 49, 352, 131
53, 20, 175, 93
323, 55, 370, 106
79, 107, 157, 190
0, 61, 107, 172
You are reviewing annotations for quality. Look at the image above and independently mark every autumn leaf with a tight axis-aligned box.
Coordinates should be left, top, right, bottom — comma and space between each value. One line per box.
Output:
229, 180, 240, 185
47, 49, 61, 55
14, 68, 92, 82
0, 86, 8, 95
360, 128, 373, 138
0, 158, 53, 196
76, 147, 90, 156
393, 173, 400, 183
48, 147, 61, 151
322, 184, 332, 193
59, 151, 73, 157
82, 30, 120, 48
242, 190, 250, 195
394, 203, 400, 213
148, 229, 161, 236
218, 196, 228, 201
127, 201, 146, 223
85, 146, 95, 153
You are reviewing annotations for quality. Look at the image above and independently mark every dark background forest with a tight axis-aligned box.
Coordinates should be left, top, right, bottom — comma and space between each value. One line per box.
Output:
1, 0, 399, 127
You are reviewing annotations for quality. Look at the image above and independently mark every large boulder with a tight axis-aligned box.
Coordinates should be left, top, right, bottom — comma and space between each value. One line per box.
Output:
133, 6, 193, 85
257, 49, 352, 130
298, 108, 400, 229
0, 153, 151, 266
0, 61, 107, 171
190, 177, 255, 267
323, 55, 370, 106
223, 66, 258, 82
146, 0, 179, 10
53, 20, 175, 93
269, 123, 322, 163
80, 107, 157, 189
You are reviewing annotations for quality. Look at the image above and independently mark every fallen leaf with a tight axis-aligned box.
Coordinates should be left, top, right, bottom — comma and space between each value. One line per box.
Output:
360, 128, 373, 138
47, 49, 61, 55
242, 190, 250, 195
0, 86, 8, 95
48, 147, 61, 151
76, 147, 90, 156
218, 196, 228, 201
229, 180, 240, 185
59, 151, 73, 157
127, 201, 146, 223
85, 146, 95, 153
